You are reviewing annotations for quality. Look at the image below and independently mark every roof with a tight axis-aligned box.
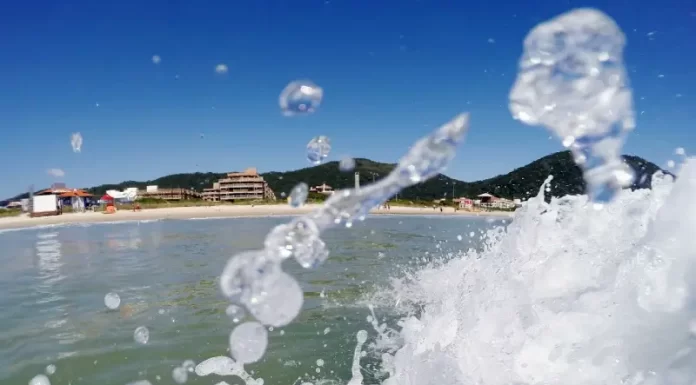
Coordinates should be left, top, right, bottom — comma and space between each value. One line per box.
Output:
58, 190, 94, 198
227, 167, 259, 177
37, 187, 92, 196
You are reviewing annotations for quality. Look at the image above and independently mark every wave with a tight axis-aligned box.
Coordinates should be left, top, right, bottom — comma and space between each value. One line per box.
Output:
369, 161, 696, 385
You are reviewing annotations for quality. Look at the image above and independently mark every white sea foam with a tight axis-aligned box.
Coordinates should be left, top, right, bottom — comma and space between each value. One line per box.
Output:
372, 161, 696, 385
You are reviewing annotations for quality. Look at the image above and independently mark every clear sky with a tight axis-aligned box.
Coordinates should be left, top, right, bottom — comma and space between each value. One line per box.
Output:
1, 0, 694, 199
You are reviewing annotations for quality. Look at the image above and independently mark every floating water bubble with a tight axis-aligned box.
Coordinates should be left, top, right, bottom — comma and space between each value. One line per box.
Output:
675, 147, 686, 156
279, 80, 323, 116
104, 292, 120, 310
317, 359, 325, 366
307, 136, 331, 164
152, 55, 161, 64
29, 374, 50, 385
70, 132, 83, 153
667, 160, 676, 168
133, 326, 149, 344
377, 251, 385, 259
339, 157, 356, 171
289, 183, 309, 207
229, 321, 269, 364
172, 367, 187, 384
456, 234, 463, 241
509, 8, 635, 203
323, 327, 331, 335
45, 365, 56, 375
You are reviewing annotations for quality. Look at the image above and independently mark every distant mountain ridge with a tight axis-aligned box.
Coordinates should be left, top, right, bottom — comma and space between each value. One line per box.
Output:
1, 151, 667, 204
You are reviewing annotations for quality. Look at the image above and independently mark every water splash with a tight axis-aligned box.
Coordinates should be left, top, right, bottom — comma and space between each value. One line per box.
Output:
220, 112, 469, 366
509, 8, 635, 203
29, 374, 50, 385
374, 160, 696, 385
347, 330, 369, 385
195, 356, 263, 385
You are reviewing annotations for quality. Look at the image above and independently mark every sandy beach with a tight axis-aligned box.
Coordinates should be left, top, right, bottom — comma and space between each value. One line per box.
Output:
0, 204, 513, 231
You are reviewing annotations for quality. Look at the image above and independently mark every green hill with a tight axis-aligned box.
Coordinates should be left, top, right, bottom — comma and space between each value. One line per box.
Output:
1, 151, 666, 204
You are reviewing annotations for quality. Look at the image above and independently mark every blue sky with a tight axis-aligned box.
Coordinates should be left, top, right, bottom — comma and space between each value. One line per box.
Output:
1, 0, 694, 199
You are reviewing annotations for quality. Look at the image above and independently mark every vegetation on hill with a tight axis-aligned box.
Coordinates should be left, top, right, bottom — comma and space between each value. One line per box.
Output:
1, 151, 666, 205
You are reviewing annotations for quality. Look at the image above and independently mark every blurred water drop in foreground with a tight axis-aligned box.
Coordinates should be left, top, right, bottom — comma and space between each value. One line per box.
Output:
279, 80, 323, 116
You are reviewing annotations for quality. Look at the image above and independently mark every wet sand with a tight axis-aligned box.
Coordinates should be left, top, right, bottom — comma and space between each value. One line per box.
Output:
0, 204, 513, 231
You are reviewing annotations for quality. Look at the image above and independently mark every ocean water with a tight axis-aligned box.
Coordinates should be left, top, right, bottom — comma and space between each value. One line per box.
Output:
0, 215, 504, 385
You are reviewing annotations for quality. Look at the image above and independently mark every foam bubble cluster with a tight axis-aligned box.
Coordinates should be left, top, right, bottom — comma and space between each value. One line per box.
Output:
220, 113, 469, 364
510, 8, 635, 203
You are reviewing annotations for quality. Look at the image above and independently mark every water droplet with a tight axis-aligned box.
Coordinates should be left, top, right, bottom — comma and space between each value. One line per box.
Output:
182, 360, 196, 373
172, 366, 188, 384
306, 136, 331, 164
229, 321, 269, 364
29, 374, 50, 385
339, 157, 356, 171
377, 252, 385, 259
356, 330, 368, 343
323, 327, 331, 335
225, 304, 245, 321
215, 64, 228, 74
317, 358, 325, 366
245, 271, 304, 327
289, 183, 309, 207
457, 235, 463, 241
562, 136, 575, 147
280, 192, 287, 198
279, 80, 323, 116
675, 147, 686, 156
152, 55, 161, 64
509, 9, 634, 203
104, 292, 120, 310
667, 160, 675, 168
133, 326, 150, 344
45, 365, 56, 375
70, 132, 83, 153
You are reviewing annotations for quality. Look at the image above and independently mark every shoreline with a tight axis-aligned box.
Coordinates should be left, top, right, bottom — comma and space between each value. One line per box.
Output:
0, 204, 513, 231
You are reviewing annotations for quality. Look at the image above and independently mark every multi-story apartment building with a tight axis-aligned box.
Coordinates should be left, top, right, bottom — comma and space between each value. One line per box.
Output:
202, 168, 276, 202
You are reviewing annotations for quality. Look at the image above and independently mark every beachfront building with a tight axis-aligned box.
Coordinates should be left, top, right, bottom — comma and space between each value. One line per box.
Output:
455, 197, 473, 209
138, 187, 201, 201
476, 193, 516, 210
202, 168, 276, 202
310, 183, 334, 195
35, 185, 96, 210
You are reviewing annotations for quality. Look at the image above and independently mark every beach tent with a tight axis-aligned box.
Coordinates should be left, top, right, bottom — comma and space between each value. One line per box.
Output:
101, 194, 114, 201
